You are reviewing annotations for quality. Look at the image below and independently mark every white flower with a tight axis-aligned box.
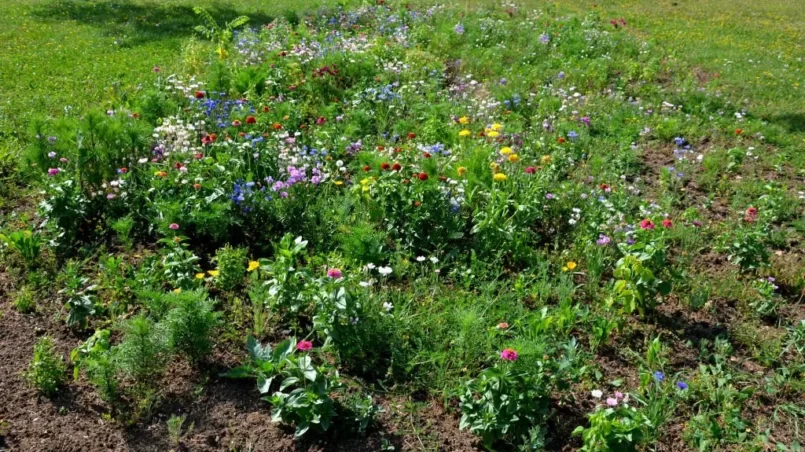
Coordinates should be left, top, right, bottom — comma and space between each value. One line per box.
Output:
429, 256, 439, 264
591, 390, 603, 399
416, 256, 426, 262
382, 302, 393, 312
359, 281, 373, 287
378, 266, 393, 276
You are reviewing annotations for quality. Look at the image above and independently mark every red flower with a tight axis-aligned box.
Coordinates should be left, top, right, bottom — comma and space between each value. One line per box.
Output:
363, 165, 371, 172
418, 172, 428, 181
377, 145, 385, 151
557, 137, 566, 144
744, 207, 758, 222
272, 123, 282, 130
525, 166, 536, 174
639, 219, 655, 230
414, 201, 421, 207
735, 128, 743, 135
391, 162, 402, 171
174, 162, 183, 169
407, 132, 416, 139
423, 152, 431, 158
119, 167, 128, 173
262, 105, 270, 113
381, 162, 391, 170
661, 218, 673, 228
246, 115, 256, 124
193, 183, 202, 190
194, 90, 205, 99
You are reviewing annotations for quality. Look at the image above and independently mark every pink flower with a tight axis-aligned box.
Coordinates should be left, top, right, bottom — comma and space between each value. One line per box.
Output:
661, 218, 673, 228
525, 166, 536, 174
232, 120, 242, 127
614, 391, 624, 400
500, 348, 518, 361
297, 340, 313, 351
639, 218, 655, 230
327, 268, 342, 279
153, 66, 161, 73
497, 322, 509, 329
606, 397, 618, 407
169, 223, 180, 230
47, 168, 60, 176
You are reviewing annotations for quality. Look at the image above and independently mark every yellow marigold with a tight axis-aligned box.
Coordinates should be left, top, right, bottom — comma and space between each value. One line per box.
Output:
459, 129, 471, 137
493, 173, 508, 182
457, 166, 467, 176
208, 270, 220, 277
500, 147, 512, 155
458, 116, 470, 124
540, 155, 552, 164
247, 261, 260, 272
567, 261, 577, 270
491, 123, 503, 131
195, 272, 205, 279
508, 154, 520, 163
486, 130, 499, 138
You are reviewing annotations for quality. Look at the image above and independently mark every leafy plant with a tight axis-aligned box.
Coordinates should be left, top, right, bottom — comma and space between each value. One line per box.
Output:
115, 315, 168, 387
25, 337, 66, 396
0, 229, 42, 267
224, 336, 296, 395
193, 7, 249, 59
167, 414, 194, 447
60, 261, 98, 329
212, 245, 247, 292
163, 289, 220, 363
573, 398, 647, 452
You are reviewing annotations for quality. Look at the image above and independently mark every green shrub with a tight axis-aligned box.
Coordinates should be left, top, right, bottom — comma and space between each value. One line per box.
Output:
213, 245, 247, 292
25, 337, 67, 396
163, 289, 220, 363
115, 315, 168, 386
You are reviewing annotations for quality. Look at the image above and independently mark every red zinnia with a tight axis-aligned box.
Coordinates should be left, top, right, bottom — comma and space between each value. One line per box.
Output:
363, 165, 371, 172
557, 137, 566, 143
246, 116, 256, 124
381, 162, 391, 170
423, 152, 431, 158
418, 172, 428, 181
525, 166, 536, 174
297, 340, 313, 351
744, 207, 758, 222
391, 162, 402, 171
735, 128, 743, 135
194, 90, 205, 99
661, 218, 673, 228
407, 132, 416, 139
639, 219, 655, 230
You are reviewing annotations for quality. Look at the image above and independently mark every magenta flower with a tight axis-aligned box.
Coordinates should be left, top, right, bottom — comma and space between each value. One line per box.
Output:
297, 340, 313, 351
169, 223, 180, 230
614, 391, 624, 400
500, 348, 518, 361
606, 397, 618, 407
47, 168, 60, 176
639, 218, 655, 230
327, 268, 343, 279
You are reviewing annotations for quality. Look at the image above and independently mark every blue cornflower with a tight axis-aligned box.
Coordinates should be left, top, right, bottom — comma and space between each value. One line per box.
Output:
653, 371, 665, 382
676, 381, 688, 390
454, 23, 465, 35
567, 130, 579, 140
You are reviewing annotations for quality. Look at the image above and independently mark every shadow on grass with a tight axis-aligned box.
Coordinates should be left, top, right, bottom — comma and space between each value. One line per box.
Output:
32, 0, 280, 46
765, 112, 805, 133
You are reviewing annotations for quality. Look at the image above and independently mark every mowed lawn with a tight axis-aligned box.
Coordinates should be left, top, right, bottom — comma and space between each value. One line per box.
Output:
1, 0, 802, 151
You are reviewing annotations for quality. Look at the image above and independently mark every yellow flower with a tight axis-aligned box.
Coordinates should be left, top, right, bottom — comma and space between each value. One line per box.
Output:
500, 147, 512, 155
247, 261, 260, 272
173, 288, 182, 294
195, 272, 205, 279
457, 166, 467, 176
486, 130, 499, 138
541, 155, 552, 164
459, 129, 471, 137
489, 162, 500, 172
493, 173, 508, 182
566, 261, 577, 270
458, 116, 470, 124
208, 270, 220, 277
491, 123, 503, 131
334, 180, 344, 186
508, 154, 520, 163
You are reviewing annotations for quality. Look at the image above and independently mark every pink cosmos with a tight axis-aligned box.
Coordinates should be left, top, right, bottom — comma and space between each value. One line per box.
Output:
606, 397, 618, 407
614, 391, 624, 400
497, 322, 509, 329
297, 340, 313, 351
639, 218, 655, 230
169, 223, 180, 230
327, 268, 343, 279
500, 348, 518, 361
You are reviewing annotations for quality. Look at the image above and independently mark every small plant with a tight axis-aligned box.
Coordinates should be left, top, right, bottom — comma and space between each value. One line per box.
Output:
115, 315, 168, 387
0, 229, 42, 268
224, 336, 296, 394
60, 261, 97, 329
167, 414, 194, 447
25, 337, 66, 396
111, 216, 135, 249
163, 289, 220, 363
341, 393, 382, 435
213, 245, 247, 292
722, 227, 769, 272
749, 277, 781, 318
268, 355, 341, 437
71, 330, 119, 408
193, 7, 249, 59
573, 391, 646, 452
13, 285, 36, 313
160, 239, 201, 291
608, 254, 671, 317
459, 351, 550, 449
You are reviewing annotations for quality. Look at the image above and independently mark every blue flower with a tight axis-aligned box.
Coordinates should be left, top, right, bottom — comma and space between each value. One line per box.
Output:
653, 371, 665, 382
676, 381, 688, 390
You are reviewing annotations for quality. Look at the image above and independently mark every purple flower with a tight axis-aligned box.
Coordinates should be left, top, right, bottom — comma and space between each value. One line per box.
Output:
653, 371, 665, 382
327, 268, 343, 279
169, 223, 180, 230
47, 168, 60, 176
558, 71, 565, 79
676, 381, 688, 390
596, 234, 611, 246
545, 193, 554, 200
567, 130, 579, 140
539, 33, 550, 44
454, 23, 465, 35
500, 348, 518, 361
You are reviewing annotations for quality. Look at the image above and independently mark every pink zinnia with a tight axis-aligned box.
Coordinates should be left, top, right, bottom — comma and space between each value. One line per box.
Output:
606, 397, 618, 407
169, 223, 180, 230
327, 268, 342, 279
661, 218, 673, 228
297, 340, 313, 351
500, 348, 518, 361
47, 168, 60, 176
497, 322, 509, 329
232, 120, 242, 127
614, 391, 624, 400
744, 207, 758, 223
639, 219, 655, 230
525, 166, 536, 174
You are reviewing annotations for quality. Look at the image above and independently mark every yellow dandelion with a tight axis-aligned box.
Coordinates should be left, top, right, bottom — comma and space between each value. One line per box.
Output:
491, 123, 503, 131
459, 129, 471, 137
493, 173, 508, 182
173, 288, 182, 294
208, 270, 220, 277
247, 261, 260, 272
487, 130, 499, 138
508, 154, 520, 163
500, 147, 512, 155
567, 261, 577, 270
458, 116, 470, 124
457, 166, 467, 176
334, 180, 344, 186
